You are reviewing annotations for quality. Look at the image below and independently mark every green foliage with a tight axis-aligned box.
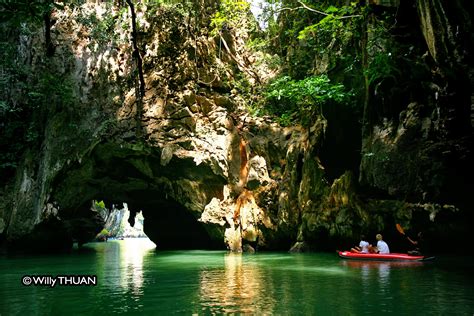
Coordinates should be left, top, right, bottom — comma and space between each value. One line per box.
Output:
246, 37, 282, 70
0, 67, 76, 177
364, 11, 404, 86
247, 0, 281, 54
264, 74, 351, 125
0, 18, 76, 180
247, 2, 358, 123
365, 52, 399, 84
210, 0, 250, 36
99, 228, 109, 235
96, 228, 110, 240
30, 72, 75, 109
0, 0, 64, 25
95, 200, 106, 210
363, 10, 428, 96
77, 10, 118, 46
145, 0, 195, 19
298, 3, 361, 43
293, 2, 363, 77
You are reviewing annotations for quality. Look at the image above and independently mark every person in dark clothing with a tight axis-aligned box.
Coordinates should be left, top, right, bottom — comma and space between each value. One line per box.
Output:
406, 232, 423, 256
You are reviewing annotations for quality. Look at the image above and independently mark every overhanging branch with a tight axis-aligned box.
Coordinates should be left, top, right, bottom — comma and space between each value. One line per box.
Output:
278, 1, 362, 19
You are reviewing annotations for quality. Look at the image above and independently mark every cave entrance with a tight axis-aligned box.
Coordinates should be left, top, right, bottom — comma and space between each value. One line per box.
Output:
98, 202, 149, 241
139, 199, 220, 250
97, 197, 223, 250
51, 142, 226, 250
93, 197, 221, 249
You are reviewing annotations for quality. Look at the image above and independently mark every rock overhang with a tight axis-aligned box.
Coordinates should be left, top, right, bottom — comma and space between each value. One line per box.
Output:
50, 141, 228, 249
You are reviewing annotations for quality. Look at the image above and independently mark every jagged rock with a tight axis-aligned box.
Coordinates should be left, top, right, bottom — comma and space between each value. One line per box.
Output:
1, 1, 471, 254
225, 226, 242, 252
289, 241, 310, 253
200, 198, 227, 226
242, 244, 255, 253
246, 156, 271, 190
360, 100, 473, 202
196, 95, 214, 115
103, 204, 147, 239
213, 95, 235, 111
417, 0, 458, 65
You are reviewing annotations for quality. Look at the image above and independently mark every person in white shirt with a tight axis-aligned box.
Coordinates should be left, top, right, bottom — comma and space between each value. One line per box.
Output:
351, 235, 370, 253
374, 233, 390, 254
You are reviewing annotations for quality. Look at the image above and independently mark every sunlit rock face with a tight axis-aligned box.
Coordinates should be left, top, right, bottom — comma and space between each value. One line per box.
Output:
2, 2, 303, 251
2, 1, 472, 252
103, 204, 147, 238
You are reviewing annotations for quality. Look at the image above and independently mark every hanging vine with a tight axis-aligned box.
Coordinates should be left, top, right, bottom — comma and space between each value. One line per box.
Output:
126, 0, 145, 137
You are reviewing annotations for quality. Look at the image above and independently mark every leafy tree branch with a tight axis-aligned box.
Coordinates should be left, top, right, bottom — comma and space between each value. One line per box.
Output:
278, 1, 361, 19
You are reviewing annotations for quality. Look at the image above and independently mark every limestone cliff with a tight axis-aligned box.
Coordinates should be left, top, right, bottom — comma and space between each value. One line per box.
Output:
0, 1, 301, 251
0, 0, 472, 253
102, 203, 146, 239
357, 0, 473, 250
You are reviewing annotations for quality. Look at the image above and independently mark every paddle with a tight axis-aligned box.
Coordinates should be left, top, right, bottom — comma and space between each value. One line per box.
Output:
397, 223, 419, 247
396, 223, 405, 235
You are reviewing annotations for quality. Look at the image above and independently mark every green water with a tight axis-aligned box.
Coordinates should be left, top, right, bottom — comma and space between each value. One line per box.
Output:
1, 239, 473, 315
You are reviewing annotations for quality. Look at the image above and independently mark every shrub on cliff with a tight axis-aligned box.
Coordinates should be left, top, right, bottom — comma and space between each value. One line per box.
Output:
264, 74, 351, 125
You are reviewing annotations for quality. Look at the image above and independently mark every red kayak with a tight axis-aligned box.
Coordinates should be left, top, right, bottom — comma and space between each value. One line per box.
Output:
338, 251, 434, 261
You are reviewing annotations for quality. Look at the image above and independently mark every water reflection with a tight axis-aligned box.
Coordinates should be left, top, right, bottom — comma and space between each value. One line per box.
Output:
99, 239, 156, 297
342, 260, 423, 269
342, 260, 423, 286
199, 253, 275, 313
2, 247, 473, 315
120, 239, 156, 294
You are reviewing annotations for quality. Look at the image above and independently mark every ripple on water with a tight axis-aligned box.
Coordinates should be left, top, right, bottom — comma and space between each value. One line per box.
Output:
1, 242, 474, 315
